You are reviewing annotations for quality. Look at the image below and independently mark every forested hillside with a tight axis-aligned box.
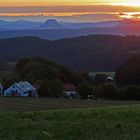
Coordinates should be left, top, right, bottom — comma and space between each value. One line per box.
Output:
0, 35, 140, 71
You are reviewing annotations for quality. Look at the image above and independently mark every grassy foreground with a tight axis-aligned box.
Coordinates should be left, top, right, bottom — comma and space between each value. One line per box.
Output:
0, 97, 140, 112
0, 106, 140, 140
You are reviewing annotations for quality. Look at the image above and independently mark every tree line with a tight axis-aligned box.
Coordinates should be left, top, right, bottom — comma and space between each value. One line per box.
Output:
0, 54, 140, 100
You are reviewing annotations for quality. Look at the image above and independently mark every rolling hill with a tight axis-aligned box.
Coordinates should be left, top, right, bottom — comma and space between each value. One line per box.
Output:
0, 35, 139, 71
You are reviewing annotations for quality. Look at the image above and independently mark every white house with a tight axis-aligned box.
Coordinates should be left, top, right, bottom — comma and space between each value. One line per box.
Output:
4, 81, 38, 97
64, 84, 76, 99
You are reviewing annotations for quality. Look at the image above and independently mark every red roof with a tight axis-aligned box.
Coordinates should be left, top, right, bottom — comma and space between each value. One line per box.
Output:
64, 84, 76, 91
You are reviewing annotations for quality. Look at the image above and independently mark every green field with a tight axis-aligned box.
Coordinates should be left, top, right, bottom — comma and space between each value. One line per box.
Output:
0, 97, 140, 112
0, 97, 140, 139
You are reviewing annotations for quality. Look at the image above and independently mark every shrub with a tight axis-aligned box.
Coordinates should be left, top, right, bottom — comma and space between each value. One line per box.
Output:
118, 86, 140, 100
96, 84, 118, 100
77, 83, 95, 99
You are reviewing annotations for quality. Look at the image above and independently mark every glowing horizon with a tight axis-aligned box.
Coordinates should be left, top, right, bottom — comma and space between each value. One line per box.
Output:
112, 2, 140, 7
0, 0, 140, 7
1, 0, 140, 22
0, 0, 97, 6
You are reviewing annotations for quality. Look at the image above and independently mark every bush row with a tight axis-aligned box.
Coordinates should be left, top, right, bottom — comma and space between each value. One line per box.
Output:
77, 83, 140, 100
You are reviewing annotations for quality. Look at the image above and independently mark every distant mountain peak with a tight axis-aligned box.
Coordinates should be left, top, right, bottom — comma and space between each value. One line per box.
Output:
38, 19, 67, 29
44, 19, 58, 24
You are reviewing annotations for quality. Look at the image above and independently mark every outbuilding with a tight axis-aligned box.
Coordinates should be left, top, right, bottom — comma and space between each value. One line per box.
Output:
64, 84, 76, 99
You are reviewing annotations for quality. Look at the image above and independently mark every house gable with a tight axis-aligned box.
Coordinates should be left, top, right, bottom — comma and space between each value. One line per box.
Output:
4, 81, 37, 97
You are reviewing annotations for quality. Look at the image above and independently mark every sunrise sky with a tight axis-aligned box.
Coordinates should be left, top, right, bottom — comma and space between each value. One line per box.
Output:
1, 0, 140, 6
1, 0, 140, 22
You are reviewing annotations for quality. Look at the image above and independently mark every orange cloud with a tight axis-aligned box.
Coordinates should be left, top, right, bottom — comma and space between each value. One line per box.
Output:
0, 4, 140, 22
0, 5, 140, 13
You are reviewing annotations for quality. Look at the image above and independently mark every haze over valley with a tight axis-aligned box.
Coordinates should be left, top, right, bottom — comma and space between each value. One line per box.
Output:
0, 19, 140, 40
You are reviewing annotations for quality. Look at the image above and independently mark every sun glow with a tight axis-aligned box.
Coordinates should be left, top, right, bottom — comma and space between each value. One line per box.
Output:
1, 0, 140, 7
112, 1, 140, 7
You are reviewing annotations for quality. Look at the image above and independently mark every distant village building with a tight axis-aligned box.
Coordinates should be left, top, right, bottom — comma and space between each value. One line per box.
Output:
89, 72, 115, 80
64, 84, 76, 99
4, 81, 38, 97
107, 76, 114, 82
0, 83, 3, 95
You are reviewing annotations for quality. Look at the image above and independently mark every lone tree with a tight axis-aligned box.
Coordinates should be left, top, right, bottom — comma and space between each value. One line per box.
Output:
37, 79, 50, 97
48, 79, 64, 98
115, 54, 140, 86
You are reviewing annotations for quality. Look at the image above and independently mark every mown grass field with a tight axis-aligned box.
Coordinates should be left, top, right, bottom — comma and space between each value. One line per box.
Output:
0, 97, 140, 112
0, 97, 140, 139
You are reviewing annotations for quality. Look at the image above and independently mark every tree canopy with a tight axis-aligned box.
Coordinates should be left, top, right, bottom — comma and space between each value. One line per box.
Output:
15, 57, 90, 85
115, 54, 140, 86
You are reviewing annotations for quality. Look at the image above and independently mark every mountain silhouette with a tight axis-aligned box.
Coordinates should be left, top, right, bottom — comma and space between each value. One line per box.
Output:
38, 19, 67, 29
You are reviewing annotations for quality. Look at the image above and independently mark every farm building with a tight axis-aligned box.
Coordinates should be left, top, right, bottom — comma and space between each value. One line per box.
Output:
64, 84, 76, 99
4, 81, 38, 97
89, 72, 115, 79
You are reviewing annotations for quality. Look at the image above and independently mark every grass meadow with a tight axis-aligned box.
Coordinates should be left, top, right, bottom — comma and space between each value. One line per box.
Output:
0, 97, 139, 139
